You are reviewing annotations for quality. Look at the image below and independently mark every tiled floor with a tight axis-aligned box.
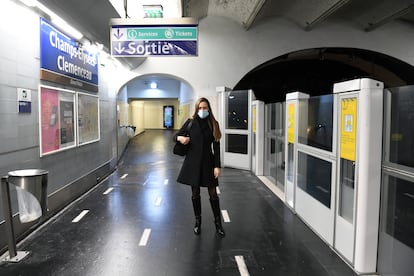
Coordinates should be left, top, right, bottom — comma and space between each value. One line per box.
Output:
0, 130, 358, 276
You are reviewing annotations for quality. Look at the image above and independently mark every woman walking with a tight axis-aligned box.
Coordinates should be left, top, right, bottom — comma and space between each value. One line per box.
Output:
174, 97, 225, 237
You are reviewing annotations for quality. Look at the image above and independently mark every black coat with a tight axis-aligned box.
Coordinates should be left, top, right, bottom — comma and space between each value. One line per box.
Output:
175, 117, 221, 187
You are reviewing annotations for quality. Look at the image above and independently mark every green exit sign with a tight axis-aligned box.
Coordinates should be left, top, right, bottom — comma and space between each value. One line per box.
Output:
143, 5, 163, 18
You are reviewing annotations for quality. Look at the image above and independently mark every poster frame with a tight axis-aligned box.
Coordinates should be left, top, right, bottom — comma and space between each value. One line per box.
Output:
39, 85, 77, 156
77, 92, 100, 146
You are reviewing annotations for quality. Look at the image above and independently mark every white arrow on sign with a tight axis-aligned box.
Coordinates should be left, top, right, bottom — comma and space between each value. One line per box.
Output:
114, 43, 125, 54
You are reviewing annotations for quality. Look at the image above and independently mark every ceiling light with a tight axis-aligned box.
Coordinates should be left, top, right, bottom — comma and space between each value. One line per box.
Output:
19, 0, 37, 7
19, 0, 83, 40
143, 5, 163, 18
305, 0, 350, 31
50, 17, 83, 40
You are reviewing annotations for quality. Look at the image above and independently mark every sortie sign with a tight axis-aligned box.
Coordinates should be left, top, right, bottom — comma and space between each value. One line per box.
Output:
110, 18, 198, 57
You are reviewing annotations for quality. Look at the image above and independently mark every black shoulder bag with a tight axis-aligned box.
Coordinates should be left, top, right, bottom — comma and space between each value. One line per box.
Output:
173, 120, 193, 156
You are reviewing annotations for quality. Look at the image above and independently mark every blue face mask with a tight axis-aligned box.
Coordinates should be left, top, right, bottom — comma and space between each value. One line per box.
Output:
198, 110, 209, 119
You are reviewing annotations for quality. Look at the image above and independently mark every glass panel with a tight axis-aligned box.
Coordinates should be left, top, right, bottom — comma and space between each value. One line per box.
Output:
298, 94, 333, 151
265, 102, 285, 188
297, 152, 332, 208
388, 86, 414, 169
227, 90, 248, 130
379, 85, 414, 276
378, 174, 414, 275
226, 134, 247, 154
276, 139, 285, 185
339, 159, 355, 222
287, 143, 294, 182
384, 176, 414, 249
252, 133, 256, 156
275, 102, 285, 187
264, 136, 275, 182
265, 103, 277, 183
270, 102, 276, 130
275, 102, 285, 131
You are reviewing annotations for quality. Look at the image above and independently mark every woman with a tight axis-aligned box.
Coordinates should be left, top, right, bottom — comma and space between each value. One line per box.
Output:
174, 97, 225, 237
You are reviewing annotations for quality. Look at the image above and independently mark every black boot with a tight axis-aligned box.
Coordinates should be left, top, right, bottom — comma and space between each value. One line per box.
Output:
194, 216, 201, 235
209, 197, 226, 238
192, 197, 201, 235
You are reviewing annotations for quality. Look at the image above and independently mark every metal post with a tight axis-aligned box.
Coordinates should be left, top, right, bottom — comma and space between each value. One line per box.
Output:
1, 176, 30, 262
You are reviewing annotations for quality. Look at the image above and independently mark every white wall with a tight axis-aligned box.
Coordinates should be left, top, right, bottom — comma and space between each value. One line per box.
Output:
0, 0, 133, 221
133, 16, 414, 111
130, 101, 145, 134
130, 99, 180, 131
127, 78, 180, 98
179, 81, 194, 105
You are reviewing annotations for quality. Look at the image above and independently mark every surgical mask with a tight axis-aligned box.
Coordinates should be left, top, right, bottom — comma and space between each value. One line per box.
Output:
198, 110, 209, 119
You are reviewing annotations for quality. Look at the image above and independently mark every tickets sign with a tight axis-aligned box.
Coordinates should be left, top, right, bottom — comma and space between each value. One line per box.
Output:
110, 18, 198, 57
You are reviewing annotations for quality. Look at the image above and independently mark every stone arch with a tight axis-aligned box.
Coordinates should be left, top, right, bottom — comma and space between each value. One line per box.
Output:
234, 47, 414, 102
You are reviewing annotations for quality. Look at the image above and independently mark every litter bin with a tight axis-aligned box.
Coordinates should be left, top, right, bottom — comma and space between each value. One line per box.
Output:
8, 169, 48, 223
129, 125, 136, 132
127, 125, 136, 138
1, 169, 48, 262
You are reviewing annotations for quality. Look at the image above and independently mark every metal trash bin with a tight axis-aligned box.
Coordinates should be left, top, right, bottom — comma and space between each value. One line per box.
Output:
1, 169, 48, 262
8, 169, 48, 223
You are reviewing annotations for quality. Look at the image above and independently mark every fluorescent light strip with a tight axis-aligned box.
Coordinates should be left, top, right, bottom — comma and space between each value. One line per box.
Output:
103, 187, 114, 195
155, 197, 162, 206
19, 0, 36, 6
139, 228, 151, 246
235, 255, 250, 276
120, 174, 128, 179
19, 0, 83, 40
72, 210, 89, 223
221, 210, 230, 223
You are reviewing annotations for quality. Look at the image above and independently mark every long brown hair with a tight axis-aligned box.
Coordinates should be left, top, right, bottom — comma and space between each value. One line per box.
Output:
192, 97, 222, 141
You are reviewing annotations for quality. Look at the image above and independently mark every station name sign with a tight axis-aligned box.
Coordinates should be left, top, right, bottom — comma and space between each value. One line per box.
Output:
110, 18, 198, 57
40, 18, 99, 91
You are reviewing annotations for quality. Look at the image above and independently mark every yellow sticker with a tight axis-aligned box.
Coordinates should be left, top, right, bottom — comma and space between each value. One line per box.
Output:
287, 103, 295, 143
340, 98, 357, 161
253, 106, 257, 133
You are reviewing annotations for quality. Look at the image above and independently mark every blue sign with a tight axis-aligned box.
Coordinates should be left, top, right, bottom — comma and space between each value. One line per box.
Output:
18, 101, 31, 113
40, 18, 98, 87
111, 40, 197, 56
110, 19, 198, 57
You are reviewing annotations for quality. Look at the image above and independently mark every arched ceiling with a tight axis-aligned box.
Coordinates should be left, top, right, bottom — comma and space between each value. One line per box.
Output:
37, 0, 414, 70
183, 0, 414, 31
234, 48, 414, 103
33, 1, 414, 100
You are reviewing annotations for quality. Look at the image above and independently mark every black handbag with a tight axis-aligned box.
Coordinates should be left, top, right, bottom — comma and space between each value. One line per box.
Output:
173, 120, 193, 156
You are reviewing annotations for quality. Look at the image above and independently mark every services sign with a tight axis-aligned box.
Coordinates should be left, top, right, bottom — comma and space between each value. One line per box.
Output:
110, 18, 198, 57
40, 18, 99, 92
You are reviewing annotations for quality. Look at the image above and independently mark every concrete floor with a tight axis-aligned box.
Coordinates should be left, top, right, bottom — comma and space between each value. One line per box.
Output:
0, 130, 357, 276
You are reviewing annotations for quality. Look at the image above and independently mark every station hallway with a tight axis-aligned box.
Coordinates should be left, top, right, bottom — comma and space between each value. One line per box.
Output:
0, 130, 358, 276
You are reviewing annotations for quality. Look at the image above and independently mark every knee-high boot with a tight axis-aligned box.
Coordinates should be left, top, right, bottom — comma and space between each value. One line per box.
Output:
209, 197, 225, 237
192, 197, 201, 235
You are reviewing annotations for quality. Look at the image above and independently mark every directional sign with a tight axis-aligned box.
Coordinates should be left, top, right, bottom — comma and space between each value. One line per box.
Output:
110, 18, 198, 57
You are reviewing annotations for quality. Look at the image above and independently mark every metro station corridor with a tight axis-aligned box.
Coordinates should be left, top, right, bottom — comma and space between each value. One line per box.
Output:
0, 130, 357, 276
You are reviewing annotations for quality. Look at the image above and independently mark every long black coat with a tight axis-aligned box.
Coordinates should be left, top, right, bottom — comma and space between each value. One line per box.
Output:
175, 117, 221, 187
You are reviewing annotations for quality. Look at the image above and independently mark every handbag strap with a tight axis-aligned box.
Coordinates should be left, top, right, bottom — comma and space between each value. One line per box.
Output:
186, 119, 193, 133
184, 119, 193, 136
